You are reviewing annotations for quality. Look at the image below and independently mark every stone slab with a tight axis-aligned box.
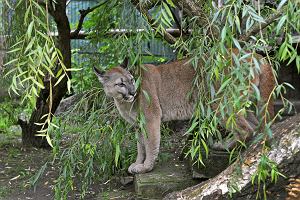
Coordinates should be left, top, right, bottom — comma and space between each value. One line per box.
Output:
134, 160, 199, 199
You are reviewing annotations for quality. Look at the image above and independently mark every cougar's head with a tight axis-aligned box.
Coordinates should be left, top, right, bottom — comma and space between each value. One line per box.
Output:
94, 58, 136, 102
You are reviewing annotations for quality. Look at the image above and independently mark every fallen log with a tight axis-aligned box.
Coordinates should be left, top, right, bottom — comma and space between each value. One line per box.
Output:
164, 114, 300, 200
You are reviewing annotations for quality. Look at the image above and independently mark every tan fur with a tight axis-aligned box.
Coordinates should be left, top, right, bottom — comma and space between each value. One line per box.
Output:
94, 50, 275, 174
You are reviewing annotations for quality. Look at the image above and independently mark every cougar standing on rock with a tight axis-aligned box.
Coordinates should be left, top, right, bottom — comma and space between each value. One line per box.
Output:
94, 49, 275, 174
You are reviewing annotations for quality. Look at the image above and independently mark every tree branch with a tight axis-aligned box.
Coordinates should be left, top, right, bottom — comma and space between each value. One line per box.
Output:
67, 28, 191, 39
239, 11, 283, 42
174, 0, 218, 39
165, 114, 300, 200
131, 1, 177, 45
70, 1, 108, 38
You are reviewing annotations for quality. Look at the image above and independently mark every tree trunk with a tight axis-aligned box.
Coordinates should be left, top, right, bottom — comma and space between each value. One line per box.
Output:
164, 114, 300, 200
19, 1, 71, 148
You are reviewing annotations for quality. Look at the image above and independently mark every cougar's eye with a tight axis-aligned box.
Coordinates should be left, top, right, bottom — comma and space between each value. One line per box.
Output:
116, 83, 126, 87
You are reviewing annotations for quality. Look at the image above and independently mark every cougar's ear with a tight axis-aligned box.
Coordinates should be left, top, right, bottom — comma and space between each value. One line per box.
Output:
93, 66, 108, 83
120, 57, 129, 69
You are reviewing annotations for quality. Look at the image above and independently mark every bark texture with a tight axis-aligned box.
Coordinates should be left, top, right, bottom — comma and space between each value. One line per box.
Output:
19, 0, 71, 148
164, 114, 300, 200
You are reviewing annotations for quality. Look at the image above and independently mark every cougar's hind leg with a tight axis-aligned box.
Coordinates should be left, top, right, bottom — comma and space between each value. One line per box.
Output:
246, 111, 259, 129
259, 62, 275, 121
230, 114, 256, 149
212, 114, 255, 150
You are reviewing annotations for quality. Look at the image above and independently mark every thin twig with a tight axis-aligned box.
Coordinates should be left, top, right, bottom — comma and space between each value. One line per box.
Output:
37, 0, 53, 15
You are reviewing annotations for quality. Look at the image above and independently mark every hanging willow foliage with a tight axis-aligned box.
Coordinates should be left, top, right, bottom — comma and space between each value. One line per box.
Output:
4, 0, 300, 199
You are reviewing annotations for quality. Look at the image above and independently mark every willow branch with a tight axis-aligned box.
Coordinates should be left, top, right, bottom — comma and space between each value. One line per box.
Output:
66, 28, 191, 39
239, 11, 283, 42
132, 3, 177, 45
174, 0, 218, 39
70, 1, 108, 38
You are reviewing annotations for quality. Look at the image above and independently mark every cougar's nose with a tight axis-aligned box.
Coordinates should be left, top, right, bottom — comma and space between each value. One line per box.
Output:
129, 91, 136, 96
128, 85, 136, 96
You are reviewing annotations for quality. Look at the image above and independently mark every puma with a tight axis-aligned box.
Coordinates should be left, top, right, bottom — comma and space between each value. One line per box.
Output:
94, 49, 275, 174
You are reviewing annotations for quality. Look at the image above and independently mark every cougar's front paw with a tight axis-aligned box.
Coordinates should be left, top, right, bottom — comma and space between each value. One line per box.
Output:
128, 163, 153, 174
128, 163, 138, 174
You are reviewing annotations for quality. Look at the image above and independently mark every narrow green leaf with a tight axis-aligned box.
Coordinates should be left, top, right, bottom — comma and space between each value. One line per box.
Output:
46, 134, 53, 148
221, 26, 227, 42
54, 73, 66, 87
277, 0, 288, 10
142, 90, 151, 104
251, 82, 261, 101
115, 144, 120, 166
232, 38, 241, 50
163, 2, 174, 20
30, 162, 48, 187
296, 56, 300, 73
4, 58, 19, 66
67, 79, 71, 93
216, 77, 231, 95
276, 15, 287, 35
31, 77, 45, 89
66, 68, 82, 72
27, 21, 34, 38
166, 0, 175, 7
200, 139, 209, 158
56, 68, 63, 78
235, 15, 241, 34
7, 47, 22, 54
184, 121, 199, 135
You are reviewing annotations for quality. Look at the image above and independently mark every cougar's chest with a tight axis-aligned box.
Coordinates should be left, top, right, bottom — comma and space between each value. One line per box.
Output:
114, 99, 137, 124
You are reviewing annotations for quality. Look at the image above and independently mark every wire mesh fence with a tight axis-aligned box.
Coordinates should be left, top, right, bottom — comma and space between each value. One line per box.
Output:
0, 0, 176, 73
0, 2, 9, 73
66, 0, 176, 65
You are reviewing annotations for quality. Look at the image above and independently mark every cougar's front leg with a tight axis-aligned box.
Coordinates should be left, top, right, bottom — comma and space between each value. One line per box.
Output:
128, 116, 161, 174
128, 91, 162, 174
128, 133, 146, 173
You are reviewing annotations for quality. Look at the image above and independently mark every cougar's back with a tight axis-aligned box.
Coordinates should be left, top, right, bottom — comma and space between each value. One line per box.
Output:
142, 59, 197, 121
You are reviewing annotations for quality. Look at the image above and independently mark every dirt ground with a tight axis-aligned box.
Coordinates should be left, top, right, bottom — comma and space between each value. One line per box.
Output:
0, 138, 136, 200
0, 140, 54, 200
